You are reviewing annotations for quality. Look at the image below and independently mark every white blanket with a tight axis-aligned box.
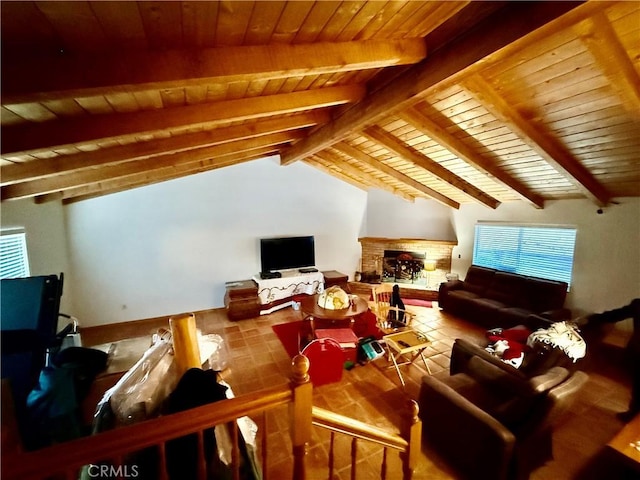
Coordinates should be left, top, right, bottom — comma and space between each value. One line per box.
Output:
527, 321, 586, 362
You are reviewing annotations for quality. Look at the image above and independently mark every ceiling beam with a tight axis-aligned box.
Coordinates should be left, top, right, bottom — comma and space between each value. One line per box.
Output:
54, 149, 278, 205
312, 150, 415, 203
2, 39, 426, 104
1, 111, 329, 185
362, 126, 500, 209
302, 158, 369, 193
280, 1, 585, 166
398, 107, 545, 209
1, 85, 365, 155
574, 12, 640, 119
462, 74, 611, 207
332, 141, 459, 209
2, 132, 301, 200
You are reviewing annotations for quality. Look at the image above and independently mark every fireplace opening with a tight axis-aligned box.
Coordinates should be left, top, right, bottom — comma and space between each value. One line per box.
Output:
382, 250, 427, 285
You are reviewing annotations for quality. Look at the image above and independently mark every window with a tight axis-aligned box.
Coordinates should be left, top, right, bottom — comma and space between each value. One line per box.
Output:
1, 230, 30, 279
473, 222, 577, 287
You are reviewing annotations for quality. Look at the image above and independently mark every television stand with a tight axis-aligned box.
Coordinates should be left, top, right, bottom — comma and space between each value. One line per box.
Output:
223, 271, 349, 320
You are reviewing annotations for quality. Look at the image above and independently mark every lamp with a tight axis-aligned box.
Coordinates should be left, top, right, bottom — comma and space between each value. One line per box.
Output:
423, 260, 437, 288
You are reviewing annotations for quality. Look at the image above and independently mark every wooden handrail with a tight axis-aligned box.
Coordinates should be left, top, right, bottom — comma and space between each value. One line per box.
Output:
2, 354, 421, 480
2, 384, 294, 479
312, 406, 409, 451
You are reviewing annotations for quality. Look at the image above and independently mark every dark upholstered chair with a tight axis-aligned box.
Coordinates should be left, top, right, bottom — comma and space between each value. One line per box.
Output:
418, 343, 588, 480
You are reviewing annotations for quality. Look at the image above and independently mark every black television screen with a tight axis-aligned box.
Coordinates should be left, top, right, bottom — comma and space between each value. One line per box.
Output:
260, 236, 315, 272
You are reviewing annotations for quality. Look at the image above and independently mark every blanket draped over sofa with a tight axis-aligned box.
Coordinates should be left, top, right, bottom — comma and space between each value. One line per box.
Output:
438, 265, 570, 328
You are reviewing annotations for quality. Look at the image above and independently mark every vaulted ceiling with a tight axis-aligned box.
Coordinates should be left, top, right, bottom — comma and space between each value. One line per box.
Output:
1, 1, 639, 208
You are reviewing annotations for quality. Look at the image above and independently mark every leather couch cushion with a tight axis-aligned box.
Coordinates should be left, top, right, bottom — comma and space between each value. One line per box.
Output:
448, 290, 481, 301
461, 357, 569, 429
463, 266, 496, 295
485, 273, 531, 309
525, 277, 567, 312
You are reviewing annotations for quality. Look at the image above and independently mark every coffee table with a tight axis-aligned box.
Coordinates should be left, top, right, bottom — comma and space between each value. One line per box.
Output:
300, 293, 368, 331
383, 329, 432, 388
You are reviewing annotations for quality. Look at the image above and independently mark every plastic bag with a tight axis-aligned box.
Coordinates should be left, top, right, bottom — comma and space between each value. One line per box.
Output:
200, 333, 229, 371
96, 339, 180, 425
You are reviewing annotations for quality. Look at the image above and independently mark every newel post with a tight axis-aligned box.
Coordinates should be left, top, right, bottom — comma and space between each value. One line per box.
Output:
290, 354, 312, 480
401, 399, 421, 480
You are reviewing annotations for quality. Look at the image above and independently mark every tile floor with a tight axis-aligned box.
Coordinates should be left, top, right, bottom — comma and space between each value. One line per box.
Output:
82, 300, 636, 479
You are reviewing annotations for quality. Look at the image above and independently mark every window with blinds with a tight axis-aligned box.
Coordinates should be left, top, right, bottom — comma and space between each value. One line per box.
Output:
472, 223, 577, 287
1, 231, 30, 279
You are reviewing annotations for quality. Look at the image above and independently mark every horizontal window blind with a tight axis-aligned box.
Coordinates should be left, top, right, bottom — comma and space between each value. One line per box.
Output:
0, 232, 30, 279
473, 223, 577, 287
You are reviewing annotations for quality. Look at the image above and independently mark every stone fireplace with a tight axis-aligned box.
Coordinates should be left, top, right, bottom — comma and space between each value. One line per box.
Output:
358, 237, 456, 290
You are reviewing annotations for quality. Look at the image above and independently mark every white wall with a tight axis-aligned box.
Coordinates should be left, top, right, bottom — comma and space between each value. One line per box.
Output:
365, 189, 456, 241
64, 156, 367, 326
0, 199, 73, 318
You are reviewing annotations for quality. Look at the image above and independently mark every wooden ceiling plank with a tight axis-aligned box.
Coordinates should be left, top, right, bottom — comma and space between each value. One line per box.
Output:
303, 157, 370, 193
1, 131, 302, 201
362, 125, 500, 209
462, 74, 612, 207
54, 149, 278, 205
34, 0, 109, 51
1, 86, 363, 156
315, 153, 415, 203
293, 1, 341, 44
89, 1, 148, 50
313, 149, 413, 202
280, 1, 587, 166
333, 141, 459, 209
1, 111, 329, 185
138, 1, 183, 50
2, 39, 426, 104
181, 1, 219, 48
214, 0, 255, 46
574, 12, 640, 118
399, 107, 544, 208
271, 1, 314, 43
242, 1, 285, 45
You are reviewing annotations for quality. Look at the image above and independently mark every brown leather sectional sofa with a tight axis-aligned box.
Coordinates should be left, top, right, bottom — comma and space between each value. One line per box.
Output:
418, 338, 588, 480
438, 265, 571, 328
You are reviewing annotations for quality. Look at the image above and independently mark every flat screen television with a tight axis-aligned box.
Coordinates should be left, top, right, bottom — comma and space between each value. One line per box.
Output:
260, 236, 315, 272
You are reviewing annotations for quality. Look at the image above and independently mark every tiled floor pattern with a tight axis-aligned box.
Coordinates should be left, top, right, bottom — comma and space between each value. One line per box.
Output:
82, 301, 635, 479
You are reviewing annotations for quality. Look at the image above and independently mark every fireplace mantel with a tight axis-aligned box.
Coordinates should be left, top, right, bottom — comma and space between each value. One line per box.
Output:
357, 237, 457, 289
358, 237, 457, 246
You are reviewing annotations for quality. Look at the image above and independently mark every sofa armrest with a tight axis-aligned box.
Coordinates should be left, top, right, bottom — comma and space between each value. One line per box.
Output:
419, 375, 515, 480
450, 338, 527, 380
438, 280, 464, 310
439, 279, 463, 293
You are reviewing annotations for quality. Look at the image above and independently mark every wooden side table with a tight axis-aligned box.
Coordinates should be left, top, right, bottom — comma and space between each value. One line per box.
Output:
322, 270, 350, 292
383, 329, 433, 388
224, 280, 260, 320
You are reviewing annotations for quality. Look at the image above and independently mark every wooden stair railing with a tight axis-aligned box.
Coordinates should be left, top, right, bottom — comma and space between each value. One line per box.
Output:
311, 400, 421, 480
1, 354, 420, 480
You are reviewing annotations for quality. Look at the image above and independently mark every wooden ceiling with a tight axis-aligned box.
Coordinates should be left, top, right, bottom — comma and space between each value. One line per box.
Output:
1, 1, 639, 208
